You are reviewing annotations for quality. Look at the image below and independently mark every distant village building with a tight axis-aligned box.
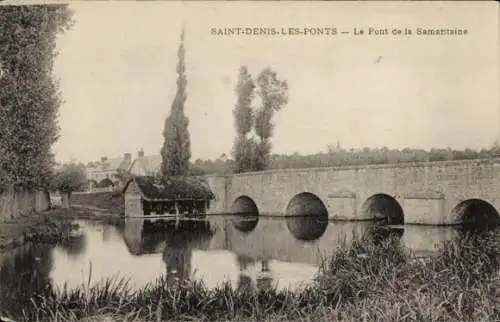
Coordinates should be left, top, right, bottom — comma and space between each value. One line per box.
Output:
86, 153, 132, 188
122, 175, 215, 218
128, 149, 162, 177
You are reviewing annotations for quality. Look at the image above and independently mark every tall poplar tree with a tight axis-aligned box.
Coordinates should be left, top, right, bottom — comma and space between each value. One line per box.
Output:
232, 66, 256, 173
253, 67, 288, 171
160, 27, 191, 178
0, 5, 73, 192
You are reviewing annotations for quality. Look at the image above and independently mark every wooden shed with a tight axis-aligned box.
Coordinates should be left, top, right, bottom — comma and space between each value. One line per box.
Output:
123, 175, 215, 218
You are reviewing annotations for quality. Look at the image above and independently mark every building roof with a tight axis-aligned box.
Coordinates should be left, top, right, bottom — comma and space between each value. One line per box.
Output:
128, 155, 162, 176
87, 155, 132, 173
124, 175, 215, 201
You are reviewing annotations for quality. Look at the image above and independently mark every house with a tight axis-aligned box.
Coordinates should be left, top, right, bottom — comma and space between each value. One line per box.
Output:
123, 175, 215, 218
128, 149, 162, 177
86, 153, 133, 188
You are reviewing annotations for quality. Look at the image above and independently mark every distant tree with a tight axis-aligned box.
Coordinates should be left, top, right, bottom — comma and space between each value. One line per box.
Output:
0, 5, 74, 192
160, 27, 191, 179
253, 67, 288, 171
189, 167, 206, 176
232, 66, 256, 173
51, 162, 87, 208
490, 140, 500, 157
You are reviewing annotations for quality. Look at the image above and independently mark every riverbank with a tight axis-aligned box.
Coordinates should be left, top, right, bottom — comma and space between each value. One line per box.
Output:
0, 207, 122, 252
71, 191, 124, 214
1, 228, 499, 322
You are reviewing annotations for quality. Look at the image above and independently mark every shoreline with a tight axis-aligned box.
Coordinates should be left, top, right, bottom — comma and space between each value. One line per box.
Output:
0, 205, 122, 253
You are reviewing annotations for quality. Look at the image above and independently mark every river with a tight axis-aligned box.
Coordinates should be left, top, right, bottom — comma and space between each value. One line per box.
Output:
0, 214, 491, 302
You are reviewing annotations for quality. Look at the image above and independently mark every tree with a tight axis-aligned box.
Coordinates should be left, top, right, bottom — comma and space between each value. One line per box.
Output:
160, 27, 191, 178
51, 162, 87, 208
253, 67, 288, 171
232, 66, 256, 173
0, 5, 74, 192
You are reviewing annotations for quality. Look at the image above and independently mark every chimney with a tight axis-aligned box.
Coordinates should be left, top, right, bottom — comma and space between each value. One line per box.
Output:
124, 153, 132, 161
138, 149, 144, 158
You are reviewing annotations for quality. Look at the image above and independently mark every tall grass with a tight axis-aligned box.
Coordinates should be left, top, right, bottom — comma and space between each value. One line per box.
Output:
3, 228, 500, 322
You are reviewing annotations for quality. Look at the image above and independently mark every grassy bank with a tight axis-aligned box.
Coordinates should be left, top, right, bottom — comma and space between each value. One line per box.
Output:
0, 207, 122, 252
71, 191, 124, 214
2, 228, 499, 322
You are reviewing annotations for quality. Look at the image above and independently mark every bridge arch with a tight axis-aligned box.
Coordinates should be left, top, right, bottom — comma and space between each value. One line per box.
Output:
451, 198, 500, 229
230, 195, 259, 232
285, 192, 329, 241
361, 194, 404, 225
285, 192, 328, 217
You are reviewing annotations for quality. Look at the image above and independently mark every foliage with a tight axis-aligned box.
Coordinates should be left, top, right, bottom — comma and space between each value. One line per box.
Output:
252, 68, 288, 171
232, 67, 256, 173
50, 162, 87, 194
254, 67, 289, 140
233, 66, 255, 138
231, 66, 288, 173
232, 136, 258, 174
0, 5, 74, 191
190, 144, 500, 175
160, 28, 191, 178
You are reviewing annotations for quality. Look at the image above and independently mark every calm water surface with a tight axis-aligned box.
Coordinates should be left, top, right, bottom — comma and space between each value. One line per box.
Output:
0, 214, 486, 296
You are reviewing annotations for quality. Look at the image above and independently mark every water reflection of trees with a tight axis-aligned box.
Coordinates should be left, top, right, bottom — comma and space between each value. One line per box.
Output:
0, 245, 54, 314
234, 254, 274, 292
161, 226, 214, 286
256, 259, 273, 292
236, 254, 255, 292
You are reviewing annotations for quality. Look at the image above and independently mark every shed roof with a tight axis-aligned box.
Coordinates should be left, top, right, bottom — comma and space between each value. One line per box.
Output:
124, 175, 215, 201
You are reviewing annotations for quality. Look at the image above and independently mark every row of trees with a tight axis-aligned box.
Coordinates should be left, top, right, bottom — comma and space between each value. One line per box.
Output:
189, 144, 500, 175
0, 5, 73, 193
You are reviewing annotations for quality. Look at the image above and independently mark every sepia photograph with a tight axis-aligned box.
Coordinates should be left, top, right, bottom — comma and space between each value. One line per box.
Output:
0, 1, 499, 321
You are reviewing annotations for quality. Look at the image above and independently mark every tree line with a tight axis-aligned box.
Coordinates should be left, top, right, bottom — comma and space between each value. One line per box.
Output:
190, 144, 500, 175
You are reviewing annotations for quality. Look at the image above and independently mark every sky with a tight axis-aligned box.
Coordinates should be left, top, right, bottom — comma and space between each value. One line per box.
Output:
31, 1, 499, 163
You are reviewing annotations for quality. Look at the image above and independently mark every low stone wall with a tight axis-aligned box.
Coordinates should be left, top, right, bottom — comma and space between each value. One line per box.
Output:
0, 189, 49, 221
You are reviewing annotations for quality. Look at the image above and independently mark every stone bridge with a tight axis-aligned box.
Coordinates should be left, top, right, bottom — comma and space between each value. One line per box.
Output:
203, 158, 500, 225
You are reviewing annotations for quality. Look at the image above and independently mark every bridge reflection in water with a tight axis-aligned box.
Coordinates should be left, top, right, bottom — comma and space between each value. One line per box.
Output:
118, 213, 467, 290
0, 214, 489, 299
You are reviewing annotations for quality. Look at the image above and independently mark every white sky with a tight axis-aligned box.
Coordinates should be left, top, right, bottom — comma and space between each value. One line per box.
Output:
38, 1, 500, 163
